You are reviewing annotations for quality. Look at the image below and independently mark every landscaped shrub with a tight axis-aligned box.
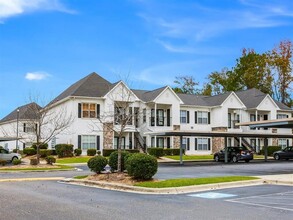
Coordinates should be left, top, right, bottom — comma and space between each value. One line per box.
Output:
126, 153, 158, 180
126, 149, 139, 154
147, 148, 164, 158
46, 156, 56, 165
39, 149, 52, 158
74, 149, 82, 156
55, 144, 74, 158
31, 143, 48, 150
87, 156, 108, 174
51, 149, 57, 155
103, 149, 140, 157
0, 159, 6, 166
30, 158, 38, 165
172, 148, 184, 156
260, 146, 282, 156
23, 147, 36, 156
108, 151, 130, 171
12, 159, 21, 165
97, 150, 101, 155
163, 149, 172, 156
87, 149, 97, 156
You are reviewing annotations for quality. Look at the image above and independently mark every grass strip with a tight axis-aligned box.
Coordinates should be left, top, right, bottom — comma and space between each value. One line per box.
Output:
56, 156, 92, 164
0, 165, 72, 171
135, 176, 259, 188
74, 175, 88, 179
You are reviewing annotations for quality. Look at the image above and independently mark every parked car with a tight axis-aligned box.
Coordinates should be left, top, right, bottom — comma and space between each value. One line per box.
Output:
0, 148, 21, 162
273, 146, 293, 160
214, 146, 254, 163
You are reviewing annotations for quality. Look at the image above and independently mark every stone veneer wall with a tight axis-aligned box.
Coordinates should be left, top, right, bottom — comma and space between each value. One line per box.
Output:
173, 125, 180, 148
212, 127, 227, 153
103, 123, 114, 149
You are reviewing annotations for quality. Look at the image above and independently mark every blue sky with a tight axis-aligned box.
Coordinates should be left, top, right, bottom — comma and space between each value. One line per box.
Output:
0, 0, 292, 118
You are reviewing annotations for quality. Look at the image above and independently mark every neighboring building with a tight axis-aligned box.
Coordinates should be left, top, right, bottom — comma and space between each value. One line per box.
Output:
1, 72, 292, 154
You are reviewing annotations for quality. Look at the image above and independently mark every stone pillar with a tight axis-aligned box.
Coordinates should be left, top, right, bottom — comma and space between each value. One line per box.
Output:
212, 127, 227, 153
173, 125, 180, 148
103, 123, 114, 149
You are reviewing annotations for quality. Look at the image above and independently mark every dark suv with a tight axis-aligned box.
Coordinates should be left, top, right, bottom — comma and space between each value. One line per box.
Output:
214, 146, 254, 163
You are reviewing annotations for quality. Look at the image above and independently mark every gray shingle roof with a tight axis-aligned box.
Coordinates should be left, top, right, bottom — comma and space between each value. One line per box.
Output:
0, 102, 42, 123
177, 93, 209, 106
203, 92, 232, 106
132, 87, 168, 102
48, 72, 112, 105
274, 100, 292, 110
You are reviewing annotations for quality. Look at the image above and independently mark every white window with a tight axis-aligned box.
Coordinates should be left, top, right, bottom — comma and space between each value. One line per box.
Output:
277, 114, 287, 119
180, 110, 187, 123
81, 135, 96, 150
51, 137, 57, 149
278, 138, 287, 148
198, 111, 208, 124
23, 123, 36, 133
197, 138, 209, 151
82, 103, 96, 118
157, 137, 164, 148
182, 137, 187, 150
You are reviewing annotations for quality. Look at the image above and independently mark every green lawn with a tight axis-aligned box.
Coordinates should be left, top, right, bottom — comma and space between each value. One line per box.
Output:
0, 165, 73, 171
165, 155, 214, 161
56, 156, 93, 164
74, 175, 88, 179
135, 176, 259, 188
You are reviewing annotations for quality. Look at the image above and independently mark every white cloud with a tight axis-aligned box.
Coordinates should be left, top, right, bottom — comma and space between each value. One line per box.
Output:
0, 0, 75, 21
25, 71, 51, 81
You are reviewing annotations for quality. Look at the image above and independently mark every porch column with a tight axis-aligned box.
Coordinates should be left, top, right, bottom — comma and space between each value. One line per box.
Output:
180, 136, 183, 165
132, 132, 135, 149
264, 138, 268, 162
225, 137, 228, 163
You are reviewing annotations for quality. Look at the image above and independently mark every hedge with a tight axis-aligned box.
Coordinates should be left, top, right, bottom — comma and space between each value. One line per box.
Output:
39, 149, 52, 158
23, 147, 36, 156
55, 144, 74, 158
12, 159, 21, 165
108, 151, 130, 171
103, 149, 139, 157
46, 156, 56, 165
260, 146, 282, 156
147, 148, 164, 157
87, 149, 97, 156
87, 156, 108, 173
31, 143, 48, 150
74, 149, 82, 156
126, 153, 158, 180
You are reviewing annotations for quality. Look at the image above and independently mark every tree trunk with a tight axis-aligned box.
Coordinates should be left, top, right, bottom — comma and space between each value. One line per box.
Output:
117, 135, 123, 173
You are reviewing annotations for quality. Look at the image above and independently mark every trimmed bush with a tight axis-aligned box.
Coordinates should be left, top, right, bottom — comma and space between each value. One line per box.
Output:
260, 146, 282, 156
31, 143, 48, 150
51, 149, 57, 155
23, 147, 36, 156
39, 149, 52, 158
108, 151, 130, 171
163, 149, 172, 156
55, 144, 74, 158
147, 148, 164, 158
126, 149, 139, 154
103, 149, 140, 157
46, 156, 56, 165
97, 150, 101, 155
87, 149, 97, 156
0, 159, 6, 166
126, 153, 158, 180
12, 159, 21, 165
87, 156, 108, 174
30, 158, 38, 165
74, 149, 82, 156
172, 148, 184, 156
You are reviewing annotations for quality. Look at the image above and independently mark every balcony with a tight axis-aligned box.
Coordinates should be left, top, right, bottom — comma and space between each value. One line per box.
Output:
149, 117, 172, 127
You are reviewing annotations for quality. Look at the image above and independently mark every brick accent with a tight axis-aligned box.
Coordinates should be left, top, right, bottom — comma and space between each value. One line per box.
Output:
103, 123, 114, 149
272, 138, 278, 146
173, 125, 180, 148
212, 127, 227, 153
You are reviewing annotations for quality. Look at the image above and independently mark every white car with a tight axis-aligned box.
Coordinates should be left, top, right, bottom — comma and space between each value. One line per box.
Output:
0, 148, 22, 162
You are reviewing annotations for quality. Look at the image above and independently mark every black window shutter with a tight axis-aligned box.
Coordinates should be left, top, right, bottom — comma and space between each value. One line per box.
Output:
187, 111, 190, 123
194, 138, 197, 150
23, 123, 26, 132
208, 112, 211, 124
96, 104, 100, 119
167, 137, 170, 148
187, 138, 190, 151
208, 138, 211, 151
96, 136, 100, 150
287, 115, 289, 118
78, 103, 81, 118
23, 143, 26, 149
194, 111, 197, 124
78, 135, 81, 149
167, 109, 171, 126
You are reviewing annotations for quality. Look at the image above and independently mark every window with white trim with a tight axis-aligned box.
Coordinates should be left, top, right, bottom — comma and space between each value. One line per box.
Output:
180, 110, 187, 123
278, 138, 287, 148
82, 103, 96, 118
182, 137, 187, 150
198, 111, 208, 124
197, 138, 209, 151
277, 114, 287, 119
81, 135, 96, 150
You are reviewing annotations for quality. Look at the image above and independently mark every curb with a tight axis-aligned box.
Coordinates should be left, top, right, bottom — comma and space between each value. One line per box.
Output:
62, 179, 264, 195
0, 177, 65, 182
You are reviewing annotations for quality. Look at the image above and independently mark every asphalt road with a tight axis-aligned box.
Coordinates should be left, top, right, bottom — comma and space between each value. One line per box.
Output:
0, 180, 292, 220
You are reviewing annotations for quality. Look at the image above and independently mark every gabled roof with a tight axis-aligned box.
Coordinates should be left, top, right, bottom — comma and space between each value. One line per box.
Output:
0, 102, 41, 124
132, 87, 168, 102
275, 100, 292, 111
48, 72, 112, 105
177, 93, 209, 106
203, 92, 232, 106
235, 88, 267, 109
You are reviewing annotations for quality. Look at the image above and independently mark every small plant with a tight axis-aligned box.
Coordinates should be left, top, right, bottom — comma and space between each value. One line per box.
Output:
126, 153, 158, 180
55, 144, 74, 158
46, 156, 56, 165
30, 158, 38, 165
0, 159, 6, 166
97, 150, 101, 155
12, 159, 21, 165
108, 151, 130, 171
23, 147, 36, 156
87, 149, 96, 156
74, 148, 82, 156
87, 156, 108, 174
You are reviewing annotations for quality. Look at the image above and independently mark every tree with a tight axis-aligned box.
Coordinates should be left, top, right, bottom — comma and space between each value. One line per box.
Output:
173, 76, 199, 94
268, 40, 293, 106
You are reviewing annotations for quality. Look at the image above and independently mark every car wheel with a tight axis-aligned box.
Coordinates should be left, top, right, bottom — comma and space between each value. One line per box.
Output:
245, 159, 250, 163
214, 155, 220, 162
274, 154, 280, 160
11, 156, 18, 162
232, 156, 238, 163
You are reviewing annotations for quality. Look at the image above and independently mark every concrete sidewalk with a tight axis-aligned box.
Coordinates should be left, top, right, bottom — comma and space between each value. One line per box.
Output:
257, 174, 293, 186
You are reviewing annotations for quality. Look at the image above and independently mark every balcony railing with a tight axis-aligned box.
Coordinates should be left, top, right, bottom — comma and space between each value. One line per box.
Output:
149, 117, 172, 127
